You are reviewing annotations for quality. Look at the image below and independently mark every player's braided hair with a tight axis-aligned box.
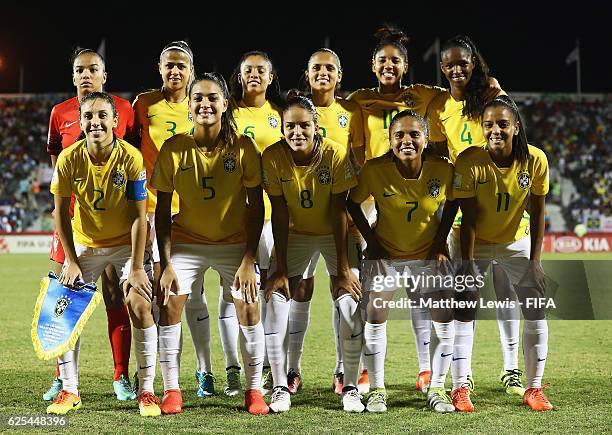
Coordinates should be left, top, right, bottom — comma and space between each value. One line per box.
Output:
441, 35, 490, 120
229, 51, 285, 109
189, 72, 237, 148
481, 95, 529, 165
373, 25, 409, 63
282, 96, 324, 174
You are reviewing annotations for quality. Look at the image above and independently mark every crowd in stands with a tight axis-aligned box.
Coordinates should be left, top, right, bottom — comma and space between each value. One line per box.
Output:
0, 96, 65, 232
0, 93, 609, 233
519, 96, 612, 230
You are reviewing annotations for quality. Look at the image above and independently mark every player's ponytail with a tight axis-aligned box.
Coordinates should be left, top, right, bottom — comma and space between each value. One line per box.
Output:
282, 96, 323, 173
189, 73, 237, 148
441, 35, 490, 120
481, 95, 529, 165
229, 51, 285, 109
373, 25, 409, 63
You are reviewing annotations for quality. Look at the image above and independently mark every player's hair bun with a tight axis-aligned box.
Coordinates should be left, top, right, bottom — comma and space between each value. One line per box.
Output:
374, 26, 410, 46
286, 88, 306, 100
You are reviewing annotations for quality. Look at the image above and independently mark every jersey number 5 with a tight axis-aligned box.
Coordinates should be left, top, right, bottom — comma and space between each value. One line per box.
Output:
202, 176, 215, 200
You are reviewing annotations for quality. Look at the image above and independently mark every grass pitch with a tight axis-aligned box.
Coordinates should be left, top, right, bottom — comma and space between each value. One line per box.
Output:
1, 254, 611, 433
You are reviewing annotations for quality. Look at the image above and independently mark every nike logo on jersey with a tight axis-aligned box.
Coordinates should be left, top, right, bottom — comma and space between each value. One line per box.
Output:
197, 315, 209, 321
452, 357, 467, 361
477, 179, 490, 184
146, 114, 156, 119
180, 165, 194, 171
365, 102, 376, 108
280, 177, 293, 182
64, 120, 78, 128
441, 353, 452, 357
383, 191, 396, 197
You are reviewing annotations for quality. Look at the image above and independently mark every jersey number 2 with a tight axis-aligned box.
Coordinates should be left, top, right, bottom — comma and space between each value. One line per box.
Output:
93, 189, 106, 211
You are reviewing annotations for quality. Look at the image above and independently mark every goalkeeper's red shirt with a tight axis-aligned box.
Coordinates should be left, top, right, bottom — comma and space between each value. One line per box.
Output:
47, 95, 135, 155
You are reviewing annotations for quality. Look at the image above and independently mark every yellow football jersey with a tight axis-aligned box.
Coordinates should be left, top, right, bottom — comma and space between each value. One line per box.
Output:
262, 137, 357, 235
427, 90, 507, 163
232, 98, 283, 220
453, 145, 549, 244
51, 139, 147, 248
133, 90, 193, 213
316, 97, 364, 151
348, 84, 445, 161
232, 99, 283, 151
151, 133, 262, 245
350, 153, 454, 259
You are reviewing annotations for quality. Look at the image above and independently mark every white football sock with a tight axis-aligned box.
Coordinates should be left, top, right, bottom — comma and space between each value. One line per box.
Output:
336, 294, 362, 388
159, 323, 182, 391
184, 293, 212, 374
429, 321, 455, 389
239, 323, 265, 391
364, 322, 387, 390
332, 302, 344, 374
497, 304, 521, 371
451, 320, 474, 389
410, 305, 432, 373
134, 325, 157, 394
264, 292, 290, 388
523, 319, 548, 388
218, 290, 240, 369
259, 289, 270, 369
58, 337, 80, 395
287, 300, 311, 373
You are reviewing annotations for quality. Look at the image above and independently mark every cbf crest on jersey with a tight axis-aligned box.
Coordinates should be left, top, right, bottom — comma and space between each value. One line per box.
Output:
427, 178, 441, 198
401, 91, 416, 107
517, 170, 531, 190
317, 164, 332, 185
338, 113, 349, 129
112, 168, 126, 189
268, 114, 280, 129
222, 151, 238, 173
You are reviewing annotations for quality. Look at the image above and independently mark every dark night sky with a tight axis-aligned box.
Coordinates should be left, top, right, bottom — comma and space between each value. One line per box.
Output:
0, 7, 610, 95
